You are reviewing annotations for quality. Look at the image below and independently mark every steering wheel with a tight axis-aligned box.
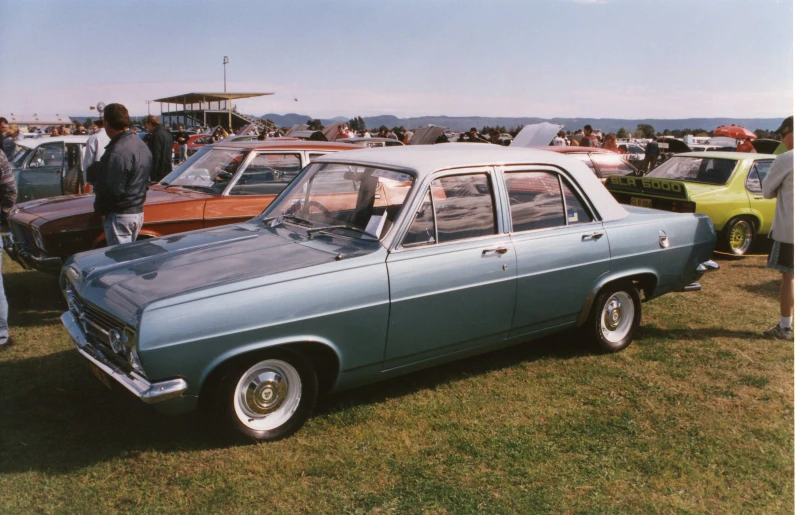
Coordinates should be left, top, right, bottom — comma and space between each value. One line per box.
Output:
305, 200, 332, 218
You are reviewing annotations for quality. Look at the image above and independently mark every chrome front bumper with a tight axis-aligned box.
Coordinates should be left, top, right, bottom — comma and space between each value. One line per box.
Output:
61, 311, 188, 404
2, 231, 63, 273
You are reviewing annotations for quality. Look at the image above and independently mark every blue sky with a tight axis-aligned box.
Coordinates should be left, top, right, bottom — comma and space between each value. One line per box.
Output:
0, 0, 792, 119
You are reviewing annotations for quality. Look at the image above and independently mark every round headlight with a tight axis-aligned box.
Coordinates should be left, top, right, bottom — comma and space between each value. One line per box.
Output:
31, 227, 45, 250
108, 329, 124, 354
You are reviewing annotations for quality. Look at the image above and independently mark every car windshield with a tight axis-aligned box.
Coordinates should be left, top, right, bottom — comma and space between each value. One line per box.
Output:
166, 148, 248, 194
261, 162, 415, 240
159, 145, 212, 185
647, 156, 737, 185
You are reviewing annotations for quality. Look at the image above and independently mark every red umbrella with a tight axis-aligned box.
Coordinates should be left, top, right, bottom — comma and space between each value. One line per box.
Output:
713, 125, 757, 139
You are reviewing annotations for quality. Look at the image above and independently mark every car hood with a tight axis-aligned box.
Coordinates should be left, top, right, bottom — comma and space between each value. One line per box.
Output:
67, 221, 381, 325
16, 186, 211, 222
511, 122, 564, 148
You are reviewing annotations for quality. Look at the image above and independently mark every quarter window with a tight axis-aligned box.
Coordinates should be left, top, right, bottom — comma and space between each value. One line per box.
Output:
745, 161, 772, 193
403, 191, 436, 246
561, 180, 593, 225
229, 153, 301, 196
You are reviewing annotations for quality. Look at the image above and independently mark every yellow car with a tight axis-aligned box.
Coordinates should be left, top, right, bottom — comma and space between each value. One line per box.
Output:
605, 152, 776, 255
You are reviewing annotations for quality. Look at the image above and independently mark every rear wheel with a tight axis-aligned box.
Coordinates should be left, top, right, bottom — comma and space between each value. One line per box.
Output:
721, 217, 755, 256
586, 281, 642, 353
218, 349, 318, 442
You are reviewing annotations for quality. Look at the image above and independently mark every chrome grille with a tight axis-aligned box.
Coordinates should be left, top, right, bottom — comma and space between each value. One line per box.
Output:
66, 286, 134, 346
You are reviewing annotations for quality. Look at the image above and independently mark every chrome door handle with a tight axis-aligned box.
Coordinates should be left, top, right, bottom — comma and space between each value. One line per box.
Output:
753, 195, 763, 199
482, 247, 509, 255
582, 232, 604, 241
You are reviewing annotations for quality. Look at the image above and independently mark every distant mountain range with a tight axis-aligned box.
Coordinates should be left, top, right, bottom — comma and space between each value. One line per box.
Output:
260, 113, 783, 133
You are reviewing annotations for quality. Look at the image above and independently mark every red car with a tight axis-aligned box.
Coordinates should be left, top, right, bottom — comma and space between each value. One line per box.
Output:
543, 147, 640, 182
4, 140, 360, 274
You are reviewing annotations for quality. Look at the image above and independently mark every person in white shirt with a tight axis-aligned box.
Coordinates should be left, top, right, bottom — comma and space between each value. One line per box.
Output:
82, 118, 111, 186
552, 131, 566, 146
762, 116, 794, 340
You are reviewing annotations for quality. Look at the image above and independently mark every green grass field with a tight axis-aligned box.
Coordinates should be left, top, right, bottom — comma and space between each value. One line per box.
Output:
0, 254, 792, 514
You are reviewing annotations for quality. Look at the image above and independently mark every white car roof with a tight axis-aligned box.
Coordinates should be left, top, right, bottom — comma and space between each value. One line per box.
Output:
313, 143, 629, 222
16, 135, 89, 149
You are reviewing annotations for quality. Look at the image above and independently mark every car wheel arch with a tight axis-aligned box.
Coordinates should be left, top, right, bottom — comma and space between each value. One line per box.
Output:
576, 270, 659, 327
197, 339, 342, 409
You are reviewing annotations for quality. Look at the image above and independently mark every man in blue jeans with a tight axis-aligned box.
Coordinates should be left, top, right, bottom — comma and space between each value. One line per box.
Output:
0, 149, 18, 350
87, 103, 152, 246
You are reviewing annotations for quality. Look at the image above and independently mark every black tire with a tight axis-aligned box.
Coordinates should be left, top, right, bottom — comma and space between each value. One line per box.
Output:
720, 217, 756, 256
586, 281, 642, 353
217, 348, 318, 442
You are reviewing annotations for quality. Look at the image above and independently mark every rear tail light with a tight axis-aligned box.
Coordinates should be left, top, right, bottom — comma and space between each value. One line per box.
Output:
671, 200, 696, 213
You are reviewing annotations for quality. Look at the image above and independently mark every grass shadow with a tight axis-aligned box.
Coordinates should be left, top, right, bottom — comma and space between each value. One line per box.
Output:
638, 326, 762, 341
315, 330, 592, 418
4, 268, 66, 328
741, 279, 780, 298
0, 330, 594, 473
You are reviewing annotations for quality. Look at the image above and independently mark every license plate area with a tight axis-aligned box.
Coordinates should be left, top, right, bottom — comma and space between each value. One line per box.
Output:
90, 364, 113, 390
631, 197, 653, 208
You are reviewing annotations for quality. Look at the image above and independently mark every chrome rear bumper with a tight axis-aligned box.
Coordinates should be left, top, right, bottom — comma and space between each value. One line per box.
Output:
61, 311, 188, 404
679, 260, 720, 293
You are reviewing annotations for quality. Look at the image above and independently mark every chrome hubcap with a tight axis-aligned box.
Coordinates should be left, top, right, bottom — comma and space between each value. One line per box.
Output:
245, 371, 287, 415
604, 300, 622, 331
600, 292, 634, 344
729, 221, 752, 253
234, 359, 302, 431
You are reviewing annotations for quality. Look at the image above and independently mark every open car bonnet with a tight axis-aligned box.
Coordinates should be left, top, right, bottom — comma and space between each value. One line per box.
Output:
511, 122, 564, 148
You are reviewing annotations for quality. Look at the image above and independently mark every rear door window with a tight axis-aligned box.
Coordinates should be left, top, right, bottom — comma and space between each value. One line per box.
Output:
505, 171, 565, 231
505, 171, 593, 232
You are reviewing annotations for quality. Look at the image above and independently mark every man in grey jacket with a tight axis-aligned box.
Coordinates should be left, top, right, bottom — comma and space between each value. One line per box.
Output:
762, 116, 793, 340
88, 103, 152, 246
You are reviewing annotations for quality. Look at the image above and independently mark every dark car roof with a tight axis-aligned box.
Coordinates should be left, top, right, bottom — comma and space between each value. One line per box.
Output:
211, 140, 362, 152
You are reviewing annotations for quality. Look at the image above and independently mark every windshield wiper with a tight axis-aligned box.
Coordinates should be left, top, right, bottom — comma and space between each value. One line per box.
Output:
282, 214, 315, 227
306, 224, 378, 240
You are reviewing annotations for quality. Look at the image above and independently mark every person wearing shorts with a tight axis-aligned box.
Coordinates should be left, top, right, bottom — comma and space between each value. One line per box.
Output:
762, 116, 794, 340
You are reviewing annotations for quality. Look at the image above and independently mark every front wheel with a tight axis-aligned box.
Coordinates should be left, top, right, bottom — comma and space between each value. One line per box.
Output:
721, 217, 756, 256
219, 349, 318, 442
586, 281, 642, 353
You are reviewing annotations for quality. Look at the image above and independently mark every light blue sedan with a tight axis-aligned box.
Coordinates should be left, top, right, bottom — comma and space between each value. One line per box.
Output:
60, 144, 718, 441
